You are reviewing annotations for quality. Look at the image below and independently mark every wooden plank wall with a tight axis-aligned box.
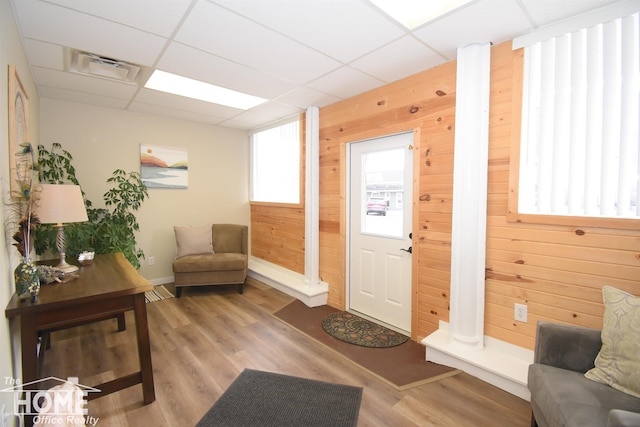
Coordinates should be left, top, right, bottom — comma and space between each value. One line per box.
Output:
251, 41, 640, 349
486, 43, 640, 349
251, 204, 305, 274
319, 59, 458, 342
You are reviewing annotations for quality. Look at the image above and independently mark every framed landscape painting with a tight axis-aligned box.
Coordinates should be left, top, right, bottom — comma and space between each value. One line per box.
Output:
140, 144, 188, 189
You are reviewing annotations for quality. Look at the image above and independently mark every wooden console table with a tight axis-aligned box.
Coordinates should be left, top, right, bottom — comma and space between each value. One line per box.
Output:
5, 252, 156, 406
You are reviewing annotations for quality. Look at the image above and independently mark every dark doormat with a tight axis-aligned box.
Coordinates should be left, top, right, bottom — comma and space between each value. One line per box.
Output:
274, 300, 460, 391
196, 369, 362, 427
322, 311, 409, 347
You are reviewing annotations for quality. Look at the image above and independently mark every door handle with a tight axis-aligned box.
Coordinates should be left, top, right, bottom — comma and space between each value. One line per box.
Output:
401, 232, 413, 253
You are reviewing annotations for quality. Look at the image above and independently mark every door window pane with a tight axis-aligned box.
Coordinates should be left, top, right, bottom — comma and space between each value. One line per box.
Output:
361, 148, 404, 238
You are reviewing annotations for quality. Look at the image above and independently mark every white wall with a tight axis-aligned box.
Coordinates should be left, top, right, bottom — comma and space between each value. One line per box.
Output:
40, 99, 251, 282
1, 0, 40, 423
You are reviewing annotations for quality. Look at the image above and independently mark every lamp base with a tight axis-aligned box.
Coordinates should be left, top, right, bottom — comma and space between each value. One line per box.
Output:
57, 262, 79, 273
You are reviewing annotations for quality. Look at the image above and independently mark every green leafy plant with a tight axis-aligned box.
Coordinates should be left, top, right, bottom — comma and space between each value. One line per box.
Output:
35, 143, 149, 269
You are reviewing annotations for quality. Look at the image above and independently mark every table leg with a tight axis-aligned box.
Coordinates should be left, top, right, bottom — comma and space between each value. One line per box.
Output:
20, 316, 38, 427
20, 315, 38, 383
116, 312, 126, 331
133, 294, 155, 404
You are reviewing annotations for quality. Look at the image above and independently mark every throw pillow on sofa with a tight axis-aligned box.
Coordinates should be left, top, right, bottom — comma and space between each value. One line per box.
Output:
174, 224, 214, 258
585, 286, 640, 398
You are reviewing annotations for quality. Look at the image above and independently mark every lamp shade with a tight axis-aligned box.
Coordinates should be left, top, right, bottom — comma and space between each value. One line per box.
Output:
37, 184, 88, 224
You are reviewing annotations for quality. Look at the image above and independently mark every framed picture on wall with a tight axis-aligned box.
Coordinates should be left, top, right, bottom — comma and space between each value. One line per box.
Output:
8, 64, 30, 195
140, 144, 188, 189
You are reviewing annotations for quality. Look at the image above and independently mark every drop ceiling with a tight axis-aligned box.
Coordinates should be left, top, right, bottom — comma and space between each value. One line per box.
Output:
10, 0, 626, 130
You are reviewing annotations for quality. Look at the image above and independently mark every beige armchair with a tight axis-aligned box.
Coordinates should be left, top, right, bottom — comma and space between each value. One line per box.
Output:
172, 224, 248, 297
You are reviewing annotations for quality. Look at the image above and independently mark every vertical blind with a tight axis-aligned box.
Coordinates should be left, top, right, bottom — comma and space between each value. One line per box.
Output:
519, 12, 639, 219
250, 119, 300, 204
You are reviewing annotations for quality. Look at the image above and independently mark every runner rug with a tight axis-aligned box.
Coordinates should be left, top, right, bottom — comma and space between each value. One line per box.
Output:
195, 369, 362, 427
145, 285, 174, 303
274, 300, 460, 391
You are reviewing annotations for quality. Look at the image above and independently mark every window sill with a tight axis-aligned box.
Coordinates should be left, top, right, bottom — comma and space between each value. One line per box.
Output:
507, 211, 640, 231
250, 201, 303, 209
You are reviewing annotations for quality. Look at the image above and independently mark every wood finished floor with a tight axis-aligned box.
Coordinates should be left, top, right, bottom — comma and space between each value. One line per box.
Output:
41, 279, 531, 426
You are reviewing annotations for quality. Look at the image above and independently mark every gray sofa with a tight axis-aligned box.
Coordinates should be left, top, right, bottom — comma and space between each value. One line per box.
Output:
528, 321, 640, 427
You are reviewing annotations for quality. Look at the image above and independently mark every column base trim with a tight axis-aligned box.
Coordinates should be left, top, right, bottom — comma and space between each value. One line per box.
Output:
248, 257, 328, 307
422, 322, 533, 401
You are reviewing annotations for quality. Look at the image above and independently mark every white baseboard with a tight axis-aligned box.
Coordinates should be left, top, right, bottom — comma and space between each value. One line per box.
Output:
422, 322, 533, 401
148, 276, 174, 286
248, 257, 328, 307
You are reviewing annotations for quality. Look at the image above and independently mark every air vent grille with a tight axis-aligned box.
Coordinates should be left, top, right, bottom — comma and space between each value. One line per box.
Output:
65, 49, 145, 84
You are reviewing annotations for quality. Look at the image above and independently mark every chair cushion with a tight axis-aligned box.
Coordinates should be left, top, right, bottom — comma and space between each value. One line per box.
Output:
585, 286, 640, 398
173, 253, 246, 273
529, 364, 640, 427
174, 224, 214, 258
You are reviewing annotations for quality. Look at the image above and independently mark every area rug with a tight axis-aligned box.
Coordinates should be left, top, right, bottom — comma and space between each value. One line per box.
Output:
322, 311, 409, 348
274, 300, 460, 391
196, 369, 362, 427
144, 285, 174, 303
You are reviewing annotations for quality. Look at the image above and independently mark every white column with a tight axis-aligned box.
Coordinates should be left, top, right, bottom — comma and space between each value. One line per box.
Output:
449, 43, 491, 350
304, 106, 321, 286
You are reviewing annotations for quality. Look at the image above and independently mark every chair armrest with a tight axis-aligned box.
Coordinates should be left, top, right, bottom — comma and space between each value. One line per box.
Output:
608, 409, 640, 427
533, 320, 602, 373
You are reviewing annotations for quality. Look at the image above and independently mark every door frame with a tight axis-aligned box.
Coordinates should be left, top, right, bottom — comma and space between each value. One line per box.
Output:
344, 127, 421, 338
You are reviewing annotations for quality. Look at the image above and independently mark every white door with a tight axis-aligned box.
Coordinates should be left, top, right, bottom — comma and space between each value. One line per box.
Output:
349, 132, 413, 333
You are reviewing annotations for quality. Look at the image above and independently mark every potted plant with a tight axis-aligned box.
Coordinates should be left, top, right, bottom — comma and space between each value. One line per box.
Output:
35, 143, 149, 269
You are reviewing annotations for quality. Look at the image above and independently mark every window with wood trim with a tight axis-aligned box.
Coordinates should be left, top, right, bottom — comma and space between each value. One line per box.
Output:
511, 12, 640, 229
250, 117, 301, 204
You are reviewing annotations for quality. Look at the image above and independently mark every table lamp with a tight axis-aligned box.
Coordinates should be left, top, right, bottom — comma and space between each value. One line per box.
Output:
37, 184, 89, 273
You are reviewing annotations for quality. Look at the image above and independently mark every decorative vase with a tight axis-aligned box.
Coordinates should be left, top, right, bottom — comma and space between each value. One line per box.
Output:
14, 260, 40, 303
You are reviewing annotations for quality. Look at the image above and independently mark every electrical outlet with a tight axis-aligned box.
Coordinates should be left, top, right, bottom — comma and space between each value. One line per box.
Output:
514, 303, 528, 322
148, 256, 155, 266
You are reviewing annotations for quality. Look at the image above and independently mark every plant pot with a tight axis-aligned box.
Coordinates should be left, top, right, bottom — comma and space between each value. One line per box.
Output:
14, 261, 40, 303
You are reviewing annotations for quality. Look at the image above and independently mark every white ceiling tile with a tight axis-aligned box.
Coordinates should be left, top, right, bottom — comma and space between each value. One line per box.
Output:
351, 36, 446, 83
175, 1, 341, 83
135, 87, 243, 118
213, 0, 407, 63
308, 66, 385, 99
414, 0, 532, 59
12, 0, 167, 66
156, 43, 296, 99
128, 102, 229, 126
45, 0, 193, 37
39, 87, 130, 110
275, 87, 342, 110
11, 0, 628, 130
519, 0, 623, 27
226, 102, 302, 130
23, 39, 64, 70
32, 67, 139, 99
212, 118, 254, 130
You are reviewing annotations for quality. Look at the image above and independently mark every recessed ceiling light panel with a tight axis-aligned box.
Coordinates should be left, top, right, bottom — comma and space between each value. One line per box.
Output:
370, 0, 475, 29
145, 70, 267, 110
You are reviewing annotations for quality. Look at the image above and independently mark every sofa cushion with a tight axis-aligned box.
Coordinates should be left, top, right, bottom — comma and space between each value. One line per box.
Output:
174, 224, 214, 258
529, 364, 640, 427
585, 286, 640, 398
173, 253, 247, 273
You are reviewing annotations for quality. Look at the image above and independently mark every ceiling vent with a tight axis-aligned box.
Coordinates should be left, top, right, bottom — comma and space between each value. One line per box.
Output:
65, 49, 146, 84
